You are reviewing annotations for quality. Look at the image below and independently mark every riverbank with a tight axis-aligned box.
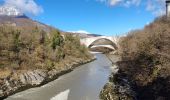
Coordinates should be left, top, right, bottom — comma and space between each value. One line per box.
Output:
100, 61, 137, 100
5, 53, 112, 100
0, 25, 96, 99
100, 16, 170, 100
100, 54, 137, 100
0, 56, 96, 99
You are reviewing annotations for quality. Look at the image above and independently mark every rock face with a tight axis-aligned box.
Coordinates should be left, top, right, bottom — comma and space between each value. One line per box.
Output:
0, 70, 48, 99
20, 70, 47, 85
0, 57, 95, 99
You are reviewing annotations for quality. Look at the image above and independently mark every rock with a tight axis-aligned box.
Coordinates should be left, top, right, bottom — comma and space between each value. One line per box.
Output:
20, 74, 26, 84
0, 57, 94, 99
100, 82, 119, 100
0, 90, 3, 96
111, 65, 119, 74
35, 69, 47, 78
100, 73, 137, 100
20, 70, 47, 85
48, 69, 59, 79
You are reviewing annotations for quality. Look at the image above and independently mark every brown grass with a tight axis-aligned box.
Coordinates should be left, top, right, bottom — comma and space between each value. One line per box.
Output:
118, 16, 170, 99
0, 25, 92, 77
0, 69, 11, 79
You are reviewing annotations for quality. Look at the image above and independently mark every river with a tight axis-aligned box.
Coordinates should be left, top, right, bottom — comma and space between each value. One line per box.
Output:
5, 53, 115, 100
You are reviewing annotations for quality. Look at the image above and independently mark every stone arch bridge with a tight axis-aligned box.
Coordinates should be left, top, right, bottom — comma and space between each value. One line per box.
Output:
80, 36, 119, 52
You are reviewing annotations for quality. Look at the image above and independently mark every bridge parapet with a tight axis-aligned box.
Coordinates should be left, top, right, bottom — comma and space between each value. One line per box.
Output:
80, 36, 119, 50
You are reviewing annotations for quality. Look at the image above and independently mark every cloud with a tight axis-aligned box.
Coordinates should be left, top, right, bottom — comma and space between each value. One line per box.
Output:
97, 0, 141, 7
97, 0, 166, 16
146, 0, 166, 16
68, 30, 91, 34
123, 0, 141, 7
108, 0, 122, 6
2, 0, 43, 15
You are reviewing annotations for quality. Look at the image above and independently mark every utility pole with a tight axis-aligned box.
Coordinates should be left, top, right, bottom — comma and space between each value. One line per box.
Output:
166, 0, 170, 17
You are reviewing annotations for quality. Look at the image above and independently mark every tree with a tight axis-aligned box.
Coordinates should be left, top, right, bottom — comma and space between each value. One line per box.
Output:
40, 30, 46, 44
12, 30, 21, 53
51, 31, 64, 50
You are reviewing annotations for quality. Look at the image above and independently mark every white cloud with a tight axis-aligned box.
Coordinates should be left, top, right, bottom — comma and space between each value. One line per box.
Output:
109, 0, 122, 6
2, 0, 43, 15
97, 0, 141, 7
69, 30, 91, 34
146, 0, 166, 16
124, 0, 141, 7
97, 0, 121, 6
97, 0, 166, 16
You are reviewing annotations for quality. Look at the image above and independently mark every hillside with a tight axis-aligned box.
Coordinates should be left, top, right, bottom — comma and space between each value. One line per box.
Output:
0, 15, 94, 98
0, 15, 57, 33
0, 15, 100, 39
65, 32, 102, 39
100, 16, 170, 100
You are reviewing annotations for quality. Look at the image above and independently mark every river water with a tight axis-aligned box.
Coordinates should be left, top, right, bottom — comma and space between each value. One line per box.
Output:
6, 53, 115, 100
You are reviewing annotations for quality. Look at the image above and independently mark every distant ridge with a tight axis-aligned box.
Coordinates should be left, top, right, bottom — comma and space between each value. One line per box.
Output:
0, 5, 101, 37
0, 14, 58, 34
66, 31, 102, 39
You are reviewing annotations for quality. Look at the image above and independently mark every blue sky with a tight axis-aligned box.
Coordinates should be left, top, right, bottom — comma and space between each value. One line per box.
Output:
0, 0, 166, 36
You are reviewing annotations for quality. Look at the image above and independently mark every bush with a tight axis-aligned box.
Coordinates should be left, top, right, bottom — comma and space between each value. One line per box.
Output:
118, 16, 170, 99
63, 34, 90, 58
0, 25, 91, 72
51, 30, 64, 50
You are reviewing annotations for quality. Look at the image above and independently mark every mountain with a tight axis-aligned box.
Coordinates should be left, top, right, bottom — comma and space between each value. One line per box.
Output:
66, 32, 102, 39
0, 5, 24, 16
0, 6, 101, 38
0, 6, 58, 34
0, 15, 58, 35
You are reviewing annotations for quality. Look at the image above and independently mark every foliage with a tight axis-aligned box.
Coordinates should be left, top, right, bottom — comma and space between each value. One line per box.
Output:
51, 30, 64, 49
0, 26, 91, 71
12, 30, 21, 52
118, 16, 170, 99
63, 34, 90, 58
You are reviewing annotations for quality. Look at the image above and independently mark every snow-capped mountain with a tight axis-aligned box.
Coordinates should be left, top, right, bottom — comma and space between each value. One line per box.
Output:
0, 5, 24, 16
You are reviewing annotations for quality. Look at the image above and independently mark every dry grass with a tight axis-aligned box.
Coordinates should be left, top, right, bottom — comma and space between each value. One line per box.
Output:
118, 16, 170, 99
0, 25, 91, 77
0, 69, 11, 79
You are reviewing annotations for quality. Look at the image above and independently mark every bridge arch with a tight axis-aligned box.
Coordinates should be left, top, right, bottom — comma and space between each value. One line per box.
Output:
88, 38, 118, 50
90, 45, 116, 50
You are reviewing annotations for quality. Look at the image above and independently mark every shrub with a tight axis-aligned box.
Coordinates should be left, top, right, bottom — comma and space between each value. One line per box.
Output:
0, 25, 91, 74
12, 30, 21, 52
51, 30, 64, 50
118, 16, 170, 99
63, 34, 90, 58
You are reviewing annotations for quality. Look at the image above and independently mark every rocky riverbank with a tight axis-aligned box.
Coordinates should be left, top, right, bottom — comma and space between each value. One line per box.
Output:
100, 60, 170, 100
100, 61, 137, 100
0, 57, 96, 99
100, 54, 137, 100
100, 16, 170, 100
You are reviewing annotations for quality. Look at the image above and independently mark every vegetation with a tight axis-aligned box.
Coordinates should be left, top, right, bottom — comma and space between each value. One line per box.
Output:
0, 25, 92, 77
118, 16, 170, 99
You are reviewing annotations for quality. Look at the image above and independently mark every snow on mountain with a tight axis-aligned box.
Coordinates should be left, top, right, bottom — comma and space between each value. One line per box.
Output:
0, 5, 24, 16
68, 30, 91, 34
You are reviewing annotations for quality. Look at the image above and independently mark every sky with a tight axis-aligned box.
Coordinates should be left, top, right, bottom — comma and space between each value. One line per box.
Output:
0, 0, 167, 36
